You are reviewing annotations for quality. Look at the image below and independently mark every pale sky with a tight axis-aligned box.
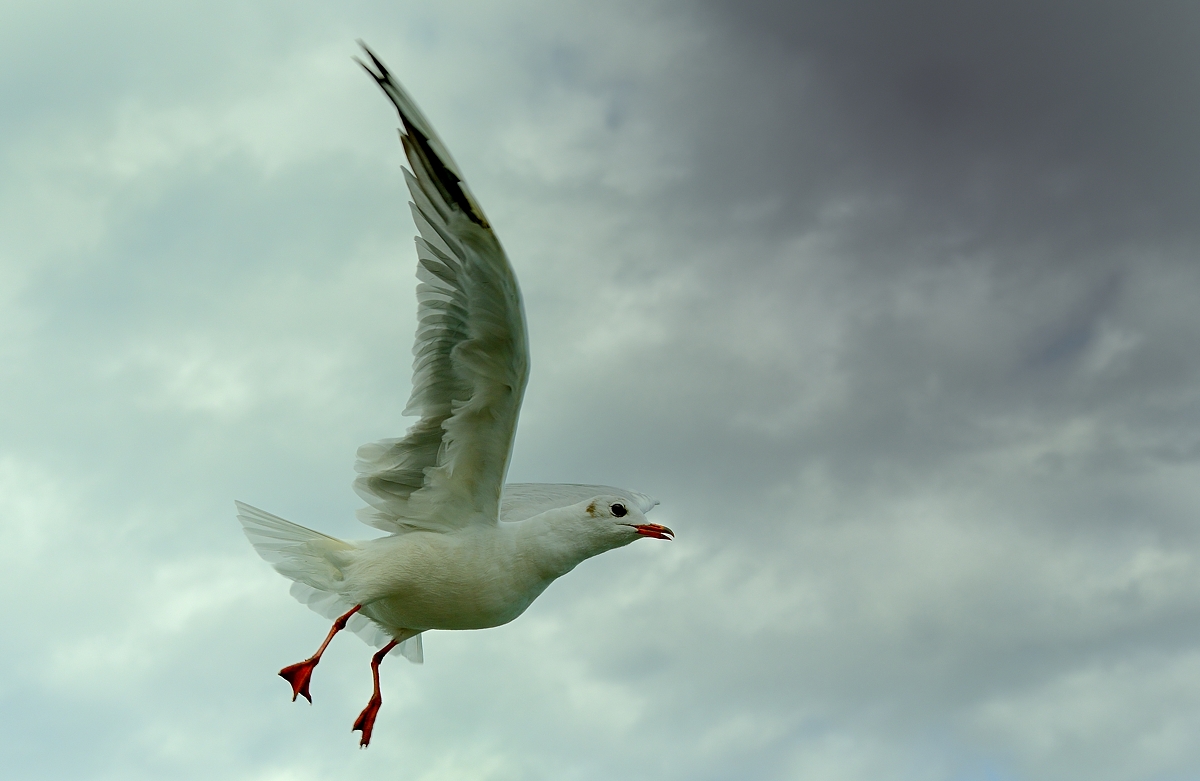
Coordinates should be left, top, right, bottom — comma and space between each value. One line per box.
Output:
3, 2, 1200, 780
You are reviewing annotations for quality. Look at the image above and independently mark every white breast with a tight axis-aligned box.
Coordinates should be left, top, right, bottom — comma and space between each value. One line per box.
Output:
342, 526, 557, 632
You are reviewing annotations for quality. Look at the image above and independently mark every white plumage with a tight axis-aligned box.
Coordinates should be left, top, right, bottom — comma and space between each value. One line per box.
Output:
236, 43, 670, 747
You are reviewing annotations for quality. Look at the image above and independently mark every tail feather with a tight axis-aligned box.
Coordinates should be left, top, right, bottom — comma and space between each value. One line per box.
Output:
235, 501, 423, 663
236, 501, 351, 592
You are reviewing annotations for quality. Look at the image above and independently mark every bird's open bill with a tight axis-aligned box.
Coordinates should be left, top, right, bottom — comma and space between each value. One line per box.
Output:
628, 523, 674, 540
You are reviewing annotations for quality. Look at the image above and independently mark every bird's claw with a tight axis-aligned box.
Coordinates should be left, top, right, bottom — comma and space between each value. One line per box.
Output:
353, 693, 383, 747
278, 658, 318, 703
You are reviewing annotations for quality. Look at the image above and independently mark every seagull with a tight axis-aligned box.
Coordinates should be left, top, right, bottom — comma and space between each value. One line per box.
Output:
236, 43, 671, 748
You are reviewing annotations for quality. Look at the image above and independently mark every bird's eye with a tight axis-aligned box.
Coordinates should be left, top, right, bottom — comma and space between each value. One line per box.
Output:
611, 503, 627, 517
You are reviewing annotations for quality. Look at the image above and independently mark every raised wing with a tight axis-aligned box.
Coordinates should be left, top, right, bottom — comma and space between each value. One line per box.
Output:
499, 483, 660, 524
353, 45, 529, 534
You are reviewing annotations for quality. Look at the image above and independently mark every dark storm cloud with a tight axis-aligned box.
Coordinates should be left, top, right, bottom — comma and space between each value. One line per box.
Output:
697, 0, 1200, 251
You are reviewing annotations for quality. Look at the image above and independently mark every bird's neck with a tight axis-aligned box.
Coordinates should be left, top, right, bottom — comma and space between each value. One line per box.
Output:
511, 507, 612, 582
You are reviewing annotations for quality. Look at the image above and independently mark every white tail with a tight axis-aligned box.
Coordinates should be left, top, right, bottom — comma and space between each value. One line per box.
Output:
235, 501, 423, 663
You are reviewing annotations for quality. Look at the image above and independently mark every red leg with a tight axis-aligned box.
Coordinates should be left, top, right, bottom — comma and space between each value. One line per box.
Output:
352, 638, 399, 748
278, 605, 361, 703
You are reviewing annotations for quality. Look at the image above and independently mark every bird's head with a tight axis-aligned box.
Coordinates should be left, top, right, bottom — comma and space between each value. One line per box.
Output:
524, 493, 672, 580
580, 495, 673, 546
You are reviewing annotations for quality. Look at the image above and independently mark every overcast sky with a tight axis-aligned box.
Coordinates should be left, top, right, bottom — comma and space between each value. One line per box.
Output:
3, 2, 1200, 779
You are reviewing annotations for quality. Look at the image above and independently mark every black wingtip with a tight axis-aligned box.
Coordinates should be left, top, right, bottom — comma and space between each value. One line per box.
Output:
362, 43, 389, 77
352, 41, 491, 230
353, 56, 375, 81
354, 40, 387, 84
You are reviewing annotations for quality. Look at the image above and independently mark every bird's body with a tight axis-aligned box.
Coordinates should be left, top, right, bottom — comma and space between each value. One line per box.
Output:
348, 525, 547, 632
301, 498, 636, 632
236, 44, 669, 747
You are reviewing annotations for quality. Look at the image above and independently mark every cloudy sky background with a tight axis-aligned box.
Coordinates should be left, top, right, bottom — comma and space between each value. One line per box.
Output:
2, 1, 1199, 779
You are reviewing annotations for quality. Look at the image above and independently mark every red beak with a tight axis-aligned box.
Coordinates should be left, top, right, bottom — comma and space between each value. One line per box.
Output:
626, 523, 674, 540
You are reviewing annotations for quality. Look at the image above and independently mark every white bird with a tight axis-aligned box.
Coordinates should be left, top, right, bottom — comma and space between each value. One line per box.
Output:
236, 44, 671, 748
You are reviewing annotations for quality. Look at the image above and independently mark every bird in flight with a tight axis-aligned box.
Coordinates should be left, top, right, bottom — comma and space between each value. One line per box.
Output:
236, 43, 671, 748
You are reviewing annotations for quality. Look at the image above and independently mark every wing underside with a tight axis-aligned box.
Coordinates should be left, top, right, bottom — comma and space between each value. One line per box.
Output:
353, 45, 529, 535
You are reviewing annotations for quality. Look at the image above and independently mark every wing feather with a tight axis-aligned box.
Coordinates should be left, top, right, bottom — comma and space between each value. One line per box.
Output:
354, 44, 529, 534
